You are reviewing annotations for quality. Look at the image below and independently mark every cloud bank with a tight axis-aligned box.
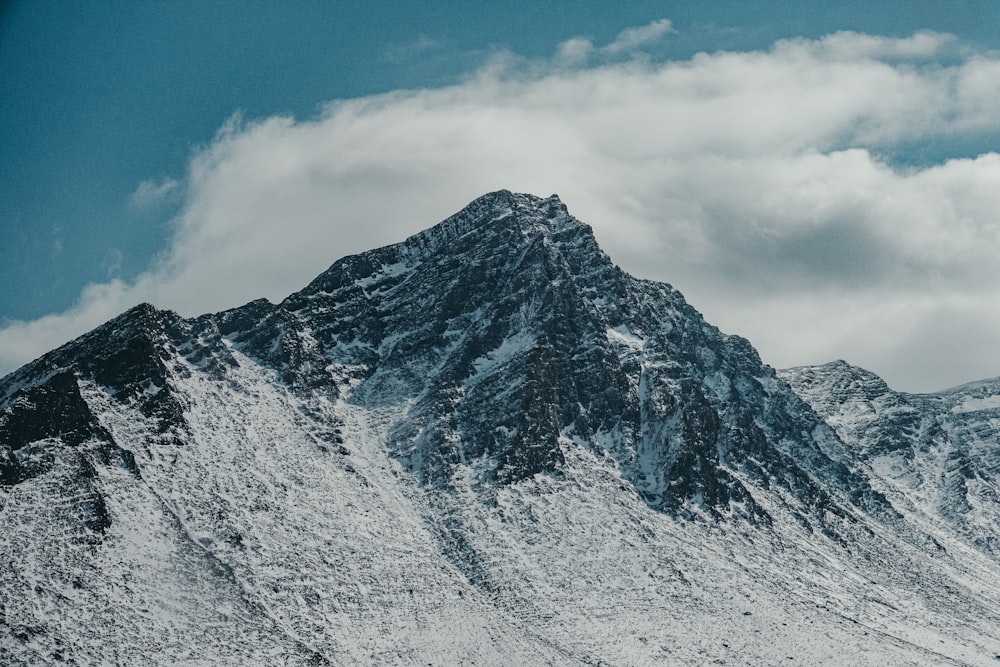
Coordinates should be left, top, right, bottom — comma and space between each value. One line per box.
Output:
3, 27, 999, 392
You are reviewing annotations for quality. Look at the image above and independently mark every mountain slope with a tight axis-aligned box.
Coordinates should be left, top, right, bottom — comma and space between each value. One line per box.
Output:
782, 361, 1000, 557
3, 191, 1000, 665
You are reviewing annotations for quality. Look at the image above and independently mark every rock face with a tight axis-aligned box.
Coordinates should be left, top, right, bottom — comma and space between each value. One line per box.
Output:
3, 191, 1000, 665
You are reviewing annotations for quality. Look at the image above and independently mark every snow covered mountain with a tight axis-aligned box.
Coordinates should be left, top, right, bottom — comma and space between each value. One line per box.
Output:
782, 361, 1000, 560
3, 191, 1000, 665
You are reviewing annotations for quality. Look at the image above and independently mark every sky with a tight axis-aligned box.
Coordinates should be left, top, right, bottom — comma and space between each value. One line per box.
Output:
2, 1, 1000, 392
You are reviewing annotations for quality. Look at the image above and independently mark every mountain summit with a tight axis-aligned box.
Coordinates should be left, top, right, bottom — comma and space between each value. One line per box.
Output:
3, 191, 1000, 665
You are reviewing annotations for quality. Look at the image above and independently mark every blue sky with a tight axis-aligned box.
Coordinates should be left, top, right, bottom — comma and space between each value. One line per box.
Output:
2, 1, 1000, 391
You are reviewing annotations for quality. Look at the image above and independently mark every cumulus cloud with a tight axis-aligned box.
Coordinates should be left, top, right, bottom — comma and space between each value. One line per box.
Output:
554, 18, 674, 66
554, 37, 594, 67
779, 29, 956, 61
2, 26, 1000, 392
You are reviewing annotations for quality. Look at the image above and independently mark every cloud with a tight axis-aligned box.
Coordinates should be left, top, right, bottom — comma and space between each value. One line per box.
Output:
51, 225, 63, 257
603, 19, 675, 54
0, 279, 135, 375
129, 177, 180, 209
777, 29, 956, 61
384, 35, 441, 64
555, 37, 594, 67
2, 27, 1000, 392
555, 17, 673, 66
101, 248, 124, 279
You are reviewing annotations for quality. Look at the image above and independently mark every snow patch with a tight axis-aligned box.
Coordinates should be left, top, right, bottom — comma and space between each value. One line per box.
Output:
951, 395, 1000, 414
470, 331, 535, 377
355, 260, 417, 290
605, 325, 644, 350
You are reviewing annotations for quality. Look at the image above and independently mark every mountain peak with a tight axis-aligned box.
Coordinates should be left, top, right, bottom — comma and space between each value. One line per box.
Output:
780, 359, 893, 404
291, 190, 607, 310
462, 189, 566, 214
401, 189, 583, 257
253, 192, 883, 519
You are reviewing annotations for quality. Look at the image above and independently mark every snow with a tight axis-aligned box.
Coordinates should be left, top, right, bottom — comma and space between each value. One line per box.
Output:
951, 394, 1000, 413
470, 331, 535, 377
355, 260, 417, 291
13, 344, 997, 665
6, 191, 1000, 665
605, 325, 644, 350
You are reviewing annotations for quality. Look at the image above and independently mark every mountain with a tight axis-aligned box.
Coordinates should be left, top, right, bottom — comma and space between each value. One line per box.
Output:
781, 361, 1000, 558
3, 191, 1000, 665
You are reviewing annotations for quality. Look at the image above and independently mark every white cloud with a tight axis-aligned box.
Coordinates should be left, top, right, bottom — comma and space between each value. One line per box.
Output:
603, 19, 675, 54
3, 27, 1000, 392
129, 177, 180, 209
555, 37, 594, 67
51, 225, 63, 257
777, 29, 956, 61
0, 280, 135, 374
101, 248, 124, 279
384, 35, 441, 64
